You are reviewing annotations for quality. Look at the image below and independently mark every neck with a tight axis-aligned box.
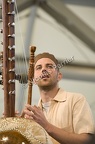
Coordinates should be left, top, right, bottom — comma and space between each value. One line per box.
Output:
39, 85, 59, 103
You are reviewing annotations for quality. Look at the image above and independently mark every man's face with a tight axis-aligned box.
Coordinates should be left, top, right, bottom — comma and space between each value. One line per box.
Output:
34, 58, 60, 89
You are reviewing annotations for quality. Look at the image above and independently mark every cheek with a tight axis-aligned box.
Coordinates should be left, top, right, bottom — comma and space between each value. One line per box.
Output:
34, 71, 41, 78
54, 72, 59, 80
34, 73, 37, 79
52, 72, 58, 79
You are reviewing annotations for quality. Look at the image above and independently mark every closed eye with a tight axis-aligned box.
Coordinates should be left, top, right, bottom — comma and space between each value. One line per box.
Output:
46, 64, 56, 69
35, 65, 42, 70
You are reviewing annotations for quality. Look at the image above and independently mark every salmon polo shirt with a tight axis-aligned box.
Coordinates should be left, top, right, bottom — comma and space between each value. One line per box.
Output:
38, 88, 95, 144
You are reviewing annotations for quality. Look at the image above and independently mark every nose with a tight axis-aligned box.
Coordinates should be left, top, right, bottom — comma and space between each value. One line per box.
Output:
41, 65, 47, 72
42, 69, 47, 74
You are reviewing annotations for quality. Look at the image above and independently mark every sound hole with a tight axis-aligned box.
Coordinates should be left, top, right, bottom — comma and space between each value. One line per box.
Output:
0, 130, 31, 144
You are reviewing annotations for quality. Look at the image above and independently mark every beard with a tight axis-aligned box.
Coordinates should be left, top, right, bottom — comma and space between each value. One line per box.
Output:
36, 78, 58, 91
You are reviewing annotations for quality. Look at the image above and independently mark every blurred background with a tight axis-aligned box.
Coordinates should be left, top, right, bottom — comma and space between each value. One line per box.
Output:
0, 0, 95, 120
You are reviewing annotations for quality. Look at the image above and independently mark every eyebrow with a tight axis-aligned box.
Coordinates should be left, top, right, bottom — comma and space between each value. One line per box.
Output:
35, 64, 41, 69
35, 63, 55, 68
46, 63, 54, 66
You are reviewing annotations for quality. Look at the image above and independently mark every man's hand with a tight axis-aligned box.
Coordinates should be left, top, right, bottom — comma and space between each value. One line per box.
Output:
21, 104, 49, 129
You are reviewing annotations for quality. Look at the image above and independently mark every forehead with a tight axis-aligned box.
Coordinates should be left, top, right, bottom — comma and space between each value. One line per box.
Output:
35, 58, 55, 67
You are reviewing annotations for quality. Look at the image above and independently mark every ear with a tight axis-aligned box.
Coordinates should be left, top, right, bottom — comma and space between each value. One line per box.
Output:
57, 72, 63, 81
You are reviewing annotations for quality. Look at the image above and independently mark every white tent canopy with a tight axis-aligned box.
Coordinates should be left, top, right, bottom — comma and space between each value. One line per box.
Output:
0, 0, 95, 120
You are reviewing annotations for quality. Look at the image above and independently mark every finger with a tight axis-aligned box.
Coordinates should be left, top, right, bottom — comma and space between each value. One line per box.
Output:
25, 105, 36, 114
20, 111, 25, 117
24, 112, 35, 120
24, 114, 30, 119
25, 104, 33, 111
33, 106, 42, 115
30, 112, 34, 120
33, 105, 42, 111
30, 111, 34, 115
31, 105, 40, 112
23, 109, 34, 117
15, 110, 19, 114
20, 105, 29, 117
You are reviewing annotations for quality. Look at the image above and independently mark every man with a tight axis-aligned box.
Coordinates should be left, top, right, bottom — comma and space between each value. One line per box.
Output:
22, 52, 95, 144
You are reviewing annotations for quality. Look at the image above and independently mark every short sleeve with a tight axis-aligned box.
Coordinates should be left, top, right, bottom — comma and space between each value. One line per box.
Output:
73, 94, 95, 134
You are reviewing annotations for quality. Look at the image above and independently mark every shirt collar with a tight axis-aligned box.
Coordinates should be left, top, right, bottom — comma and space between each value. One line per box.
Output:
38, 88, 67, 107
53, 88, 67, 102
